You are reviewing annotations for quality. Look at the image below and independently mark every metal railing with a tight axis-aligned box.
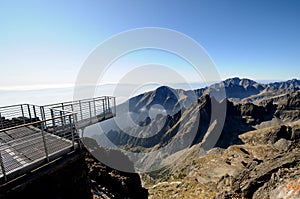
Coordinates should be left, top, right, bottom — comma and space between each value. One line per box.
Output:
44, 96, 116, 129
0, 110, 78, 182
0, 96, 116, 183
45, 96, 116, 120
0, 104, 42, 130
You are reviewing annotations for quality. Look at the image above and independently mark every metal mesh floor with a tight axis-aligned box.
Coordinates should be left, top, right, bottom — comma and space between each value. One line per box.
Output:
0, 126, 74, 177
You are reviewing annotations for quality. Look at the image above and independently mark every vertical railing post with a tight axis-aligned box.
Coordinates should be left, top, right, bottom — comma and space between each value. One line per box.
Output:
113, 97, 117, 116
69, 115, 75, 150
89, 101, 92, 123
74, 112, 78, 124
50, 109, 56, 127
93, 99, 96, 116
79, 100, 83, 121
40, 106, 46, 121
41, 122, 49, 162
61, 103, 66, 133
0, 150, 7, 182
27, 104, 32, 122
60, 111, 65, 133
40, 106, 45, 129
107, 97, 111, 113
102, 98, 106, 118
33, 105, 37, 120
0, 112, 4, 129
20, 105, 26, 124
81, 128, 85, 140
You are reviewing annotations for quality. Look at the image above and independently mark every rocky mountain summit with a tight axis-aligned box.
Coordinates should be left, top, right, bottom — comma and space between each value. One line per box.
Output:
106, 83, 298, 153
121, 78, 299, 199
118, 77, 299, 120
89, 78, 300, 198
195, 78, 300, 104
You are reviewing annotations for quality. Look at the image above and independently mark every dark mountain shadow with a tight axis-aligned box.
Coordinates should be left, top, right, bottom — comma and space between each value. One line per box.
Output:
105, 110, 182, 151
191, 95, 254, 149
82, 137, 148, 199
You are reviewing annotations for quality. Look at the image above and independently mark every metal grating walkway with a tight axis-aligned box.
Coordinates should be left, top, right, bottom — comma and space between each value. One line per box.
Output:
0, 96, 116, 183
0, 126, 76, 179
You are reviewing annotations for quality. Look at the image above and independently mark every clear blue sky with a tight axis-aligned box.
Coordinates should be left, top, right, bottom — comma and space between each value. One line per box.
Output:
0, 0, 299, 90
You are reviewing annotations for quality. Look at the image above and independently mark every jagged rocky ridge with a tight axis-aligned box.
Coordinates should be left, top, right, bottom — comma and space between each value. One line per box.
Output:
90, 78, 300, 198
106, 81, 298, 153
140, 79, 299, 199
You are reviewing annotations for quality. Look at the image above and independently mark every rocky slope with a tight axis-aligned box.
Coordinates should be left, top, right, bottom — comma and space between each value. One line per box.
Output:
106, 91, 287, 153
123, 78, 300, 114
83, 137, 148, 199
136, 80, 299, 199
89, 78, 299, 198
195, 78, 299, 105
96, 78, 299, 141
118, 85, 197, 116
146, 121, 300, 199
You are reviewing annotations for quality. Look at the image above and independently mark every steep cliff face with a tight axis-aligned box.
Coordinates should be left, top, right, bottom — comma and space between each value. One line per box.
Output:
147, 121, 300, 199
88, 78, 299, 198
275, 90, 300, 122
83, 138, 148, 199
141, 85, 300, 199
86, 155, 148, 199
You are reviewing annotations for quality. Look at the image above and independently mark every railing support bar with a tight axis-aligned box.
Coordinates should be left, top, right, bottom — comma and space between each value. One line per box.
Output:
79, 100, 83, 120
33, 105, 37, 120
50, 109, 56, 127
103, 98, 106, 118
89, 101, 92, 123
113, 97, 117, 116
0, 151, 7, 182
93, 99, 96, 116
21, 105, 26, 124
70, 115, 75, 150
0, 112, 4, 129
27, 104, 32, 122
60, 110, 65, 132
41, 123, 50, 162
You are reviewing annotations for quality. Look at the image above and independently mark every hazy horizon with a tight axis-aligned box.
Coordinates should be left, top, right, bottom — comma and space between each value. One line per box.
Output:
0, 77, 298, 107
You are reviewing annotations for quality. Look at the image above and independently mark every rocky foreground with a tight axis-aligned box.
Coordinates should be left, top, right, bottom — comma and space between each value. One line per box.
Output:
83, 138, 148, 199
145, 122, 300, 199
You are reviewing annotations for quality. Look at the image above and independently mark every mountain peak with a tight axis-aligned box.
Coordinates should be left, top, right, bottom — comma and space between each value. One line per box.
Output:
222, 77, 258, 87
266, 79, 300, 90
155, 85, 175, 94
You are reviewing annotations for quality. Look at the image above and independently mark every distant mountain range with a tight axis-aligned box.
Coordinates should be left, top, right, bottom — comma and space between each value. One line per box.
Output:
120, 77, 300, 115
88, 77, 300, 198
196, 77, 300, 104
101, 78, 299, 153
91, 78, 300, 163
143, 78, 300, 199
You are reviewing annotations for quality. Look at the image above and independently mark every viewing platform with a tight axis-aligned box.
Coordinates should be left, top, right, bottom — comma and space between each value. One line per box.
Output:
0, 96, 116, 183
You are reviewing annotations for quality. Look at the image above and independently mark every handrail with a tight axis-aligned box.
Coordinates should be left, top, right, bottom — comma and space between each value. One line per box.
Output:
0, 103, 37, 109
0, 96, 116, 183
49, 107, 77, 115
42, 96, 115, 108
0, 113, 76, 133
